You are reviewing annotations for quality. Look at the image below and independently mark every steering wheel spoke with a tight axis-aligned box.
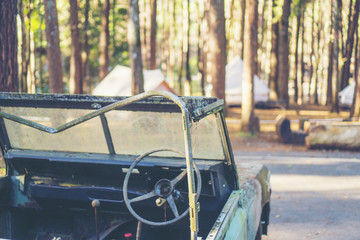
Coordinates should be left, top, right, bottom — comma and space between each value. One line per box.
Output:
167, 194, 179, 217
170, 169, 187, 186
129, 190, 157, 203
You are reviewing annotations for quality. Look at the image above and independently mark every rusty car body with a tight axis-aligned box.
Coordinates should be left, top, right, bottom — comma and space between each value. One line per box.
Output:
0, 91, 270, 240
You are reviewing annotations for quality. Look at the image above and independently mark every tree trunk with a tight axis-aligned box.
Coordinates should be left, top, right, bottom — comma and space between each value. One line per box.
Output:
340, 0, 360, 90
278, 0, 291, 102
299, 9, 305, 105
82, 0, 90, 93
308, 0, 316, 102
69, 0, 83, 94
208, 0, 226, 102
177, 0, 184, 95
269, 0, 279, 100
241, 0, 258, 132
44, 0, 64, 93
293, 11, 301, 103
19, 0, 28, 93
197, 1, 206, 96
0, 0, 19, 92
314, 0, 322, 105
149, 0, 157, 69
331, 0, 340, 112
353, 59, 360, 118
240, 0, 246, 59
168, 0, 175, 88
99, 0, 110, 81
139, 0, 147, 69
352, 24, 360, 118
128, 0, 144, 95
184, 0, 191, 96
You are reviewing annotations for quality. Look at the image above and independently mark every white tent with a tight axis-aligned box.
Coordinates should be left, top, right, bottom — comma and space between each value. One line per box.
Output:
93, 65, 176, 96
225, 56, 269, 105
339, 82, 355, 106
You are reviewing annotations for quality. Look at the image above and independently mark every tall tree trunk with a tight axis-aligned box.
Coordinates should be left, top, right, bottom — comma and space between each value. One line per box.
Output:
184, 0, 191, 96
240, 0, 246, 59
149, 0, 157, 69
278, 0, 291, 102
269, 0, 279, 100
208, 0, 226, 102
139, 0, 147, 69
28, 29, 36, 93
197, 1, 206, 96
168, 0, 175, 88
44, 0, 64, 93
0, 0, 19, 92
70, 0, 83, 94
353, 70, 360, 119
340, 0, 360, 90
177, 0, 183, 95
112, 0, 116, 57
99, 0, 110, 81
299, 9, 305, 105
128, 0, 144, 95
330, 0, 340, 112
241, 0, 258, 132
308, 0, 316, 102
19, 0, 28, 93
82, 0, 90, 93
293, 10, 301, 103
314, 0, 322, 104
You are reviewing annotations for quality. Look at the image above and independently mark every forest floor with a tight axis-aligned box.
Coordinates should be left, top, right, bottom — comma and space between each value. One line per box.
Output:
227, 106, 360, 240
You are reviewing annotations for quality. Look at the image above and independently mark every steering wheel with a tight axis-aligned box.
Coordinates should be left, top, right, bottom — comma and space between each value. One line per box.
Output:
123, 148, 202, 226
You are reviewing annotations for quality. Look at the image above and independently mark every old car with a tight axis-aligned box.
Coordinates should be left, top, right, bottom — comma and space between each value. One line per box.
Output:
0, 91, 270, 240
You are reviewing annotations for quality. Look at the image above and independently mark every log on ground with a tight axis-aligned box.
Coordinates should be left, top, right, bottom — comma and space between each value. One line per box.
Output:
306, 124, 360, 150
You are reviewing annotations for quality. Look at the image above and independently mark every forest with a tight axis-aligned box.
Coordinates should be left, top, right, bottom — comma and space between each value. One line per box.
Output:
1, 0, 360, 131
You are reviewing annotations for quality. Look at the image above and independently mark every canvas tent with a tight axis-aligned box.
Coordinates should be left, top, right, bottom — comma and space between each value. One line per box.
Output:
339, 82, 355, 106
93, 65, 176, 96
224, 56, 269, 105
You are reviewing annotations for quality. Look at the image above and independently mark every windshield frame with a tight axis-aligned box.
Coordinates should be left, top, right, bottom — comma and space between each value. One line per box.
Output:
0, 90, 232, 239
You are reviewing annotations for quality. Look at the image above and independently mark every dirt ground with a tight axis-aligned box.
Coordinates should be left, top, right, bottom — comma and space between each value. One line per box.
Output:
227, 107, 360, 240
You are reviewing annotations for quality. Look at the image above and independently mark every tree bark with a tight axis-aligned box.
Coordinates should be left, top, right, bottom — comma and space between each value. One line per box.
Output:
293, 10, 302, 103
278, 0, 291, 102
168, 0, 175, 88
197, 1, 206, 96
44, 0, 64, 93
128, 0, 144, 95
269, 0, 279, 100
184, 0, 191, 96
0, 0, 19, 92
330, 0, 340, 112
19, 0, 28, 93
207, 0, 226, 102
353, 61, 360, 118
99, 0, 110, 81
177, 0, 183, 95
308, 0, 316, 102
340, 0, 360, 90
241, 0, 258, 132
299, 9, 305, 105
82, 0, 90, 93
149, 0, 157, 69
69, 0, 83, 94
240, 0, 246, 59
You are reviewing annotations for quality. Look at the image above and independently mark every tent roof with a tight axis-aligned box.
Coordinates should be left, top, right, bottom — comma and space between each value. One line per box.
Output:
339, 82, 355, 106
93, 65, 174, 96
225, 56, 269, 104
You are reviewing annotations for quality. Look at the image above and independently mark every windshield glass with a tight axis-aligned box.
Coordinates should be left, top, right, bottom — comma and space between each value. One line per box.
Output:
2, 107, 225, 160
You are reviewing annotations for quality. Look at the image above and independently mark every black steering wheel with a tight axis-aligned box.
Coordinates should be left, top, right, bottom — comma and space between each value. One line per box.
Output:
123, 148, 202, 226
